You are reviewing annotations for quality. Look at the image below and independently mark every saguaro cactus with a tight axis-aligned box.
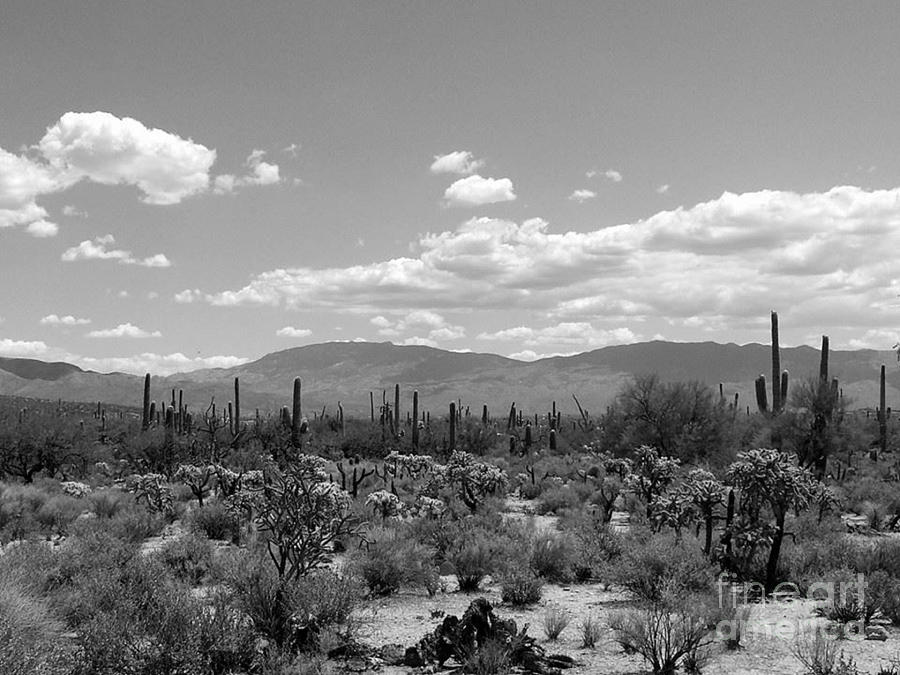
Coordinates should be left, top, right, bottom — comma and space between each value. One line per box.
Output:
819, 336, 829, 383
412, 390, 420, 448
142, 373, 151, 430
877, 363, 888, 460
755, 375, 768, 413
449, 401, 457, 450
291, 377, 302, 448
394, 384, 401, 433
771, 311, 782, 413
234, 377, 241, 434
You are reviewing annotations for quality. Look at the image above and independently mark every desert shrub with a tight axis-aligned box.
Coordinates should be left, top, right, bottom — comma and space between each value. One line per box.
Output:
781, 514, 856, 595
221, 547, 360, 650
542, 606, 570, 641
867, 571, 900, 625
855, 538, 900, 577
462, 637, 511, 674
453, 535, 497, 592
536, 484, 589, 515
156, 530, 216, 585
0, 581, 75, 675
196, 588, 259, 675
610, 593, 718, 675
559, 507, 622, 582
499, 568, 543, 606
356, 527, 439, 596
612, 530, 717, 602
519, 482, 542, 500
34, 494, 82, 536
189, 500, 241, 542
530, 530, 575, 583
579, 613, 604, 648
70, 556, 209, 674
792, 631, 859, 675
86, 488, 128, 518
0, 483, 47, 540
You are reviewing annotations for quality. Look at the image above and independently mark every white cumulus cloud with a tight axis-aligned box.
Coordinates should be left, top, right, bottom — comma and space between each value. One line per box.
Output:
0, 338, 50, 357
0, 111, 216, 234
75, 352, 249, 376
444, 175, 516, 206
276, 326, 313, 338
39, 111, 215, 205
61, 235, 171, 267
605, 169, 623, 183
430, 151, 484, 175
214, 149, 281, 194
174, 184, 900, 347
40, 314, 91, 326
86, 323, 162, 339
568, 189, 596, 203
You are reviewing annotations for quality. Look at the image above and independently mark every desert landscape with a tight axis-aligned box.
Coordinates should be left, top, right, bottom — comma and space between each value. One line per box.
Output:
4, 3, 900, 673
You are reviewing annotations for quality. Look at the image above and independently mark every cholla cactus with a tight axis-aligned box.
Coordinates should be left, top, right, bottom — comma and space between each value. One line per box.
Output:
384, 451, 434, 479
624, 445, 680, 518
126, 473, 174, 515
366, 489, 403, 520
426, 450, 508, 511
232, 457, 359, 580
414, 495, 446, 519
60, 481, 91, 498
174, 464, 216, 506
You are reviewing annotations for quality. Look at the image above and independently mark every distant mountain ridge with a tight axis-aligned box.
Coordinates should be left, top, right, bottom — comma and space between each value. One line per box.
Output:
0, 356, 84, 381
1, 341, 898, 416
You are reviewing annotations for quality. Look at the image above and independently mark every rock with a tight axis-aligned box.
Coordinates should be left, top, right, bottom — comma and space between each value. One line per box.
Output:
866, 625, 889, 641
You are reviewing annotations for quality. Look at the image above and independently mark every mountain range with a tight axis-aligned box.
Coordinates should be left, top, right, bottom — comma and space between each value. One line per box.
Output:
1, 341, 898, 418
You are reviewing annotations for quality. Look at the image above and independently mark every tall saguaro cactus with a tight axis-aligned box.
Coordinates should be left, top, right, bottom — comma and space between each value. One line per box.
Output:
394, 384, 401, 433
291, 377, 303, 448
233, 377, 241, 434
877, 363, 888, 459
449, 401, 457, 450
412, 390, 420, 448
771, 311, 782, 413
142, 373, 151, 431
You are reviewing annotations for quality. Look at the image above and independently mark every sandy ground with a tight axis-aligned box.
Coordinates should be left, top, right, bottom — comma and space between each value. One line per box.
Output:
352, 579, 900, 674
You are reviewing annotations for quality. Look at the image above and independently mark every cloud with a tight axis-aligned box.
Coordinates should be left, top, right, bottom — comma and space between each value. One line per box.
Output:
26, 220, 58, 237
61, 205, 87, 217
605, 169, 623, 183
61, 235, 171, 267
86, 323, 161, 339
276, 326, 313, 338
176, 184, 900, 344
568, 189, 596, 203
40, 314, 91, 326
430, 151, 485, 175
213, 149, 281, 194
847, 329, 900, 350
39, 111, 215, 205
0, 338, 49, 357
283, 143, 301, 157
0, 111, 215, 234
370, 310, 465, 342
657, 184, 670, 194
0, 148, 61, 232
75, 352, 250, 376
478, 323, 637, 349
443, 175, 516, 206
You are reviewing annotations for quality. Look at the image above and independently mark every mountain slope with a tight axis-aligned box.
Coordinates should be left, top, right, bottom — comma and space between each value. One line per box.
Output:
0, 341, 897, 416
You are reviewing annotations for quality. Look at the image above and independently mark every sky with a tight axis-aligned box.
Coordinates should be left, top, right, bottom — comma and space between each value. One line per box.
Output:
2, 1, 900, 375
